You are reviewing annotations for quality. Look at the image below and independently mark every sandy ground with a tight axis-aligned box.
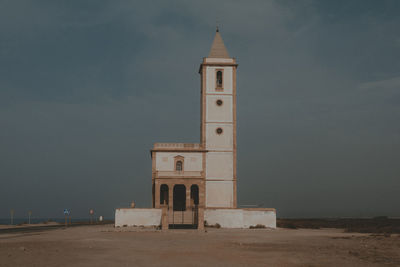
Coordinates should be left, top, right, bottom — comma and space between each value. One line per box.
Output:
0, 225, 399, 267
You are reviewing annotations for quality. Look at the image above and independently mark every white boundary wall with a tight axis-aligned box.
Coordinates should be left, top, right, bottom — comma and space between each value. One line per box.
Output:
115, 208, 162, 227
205, 209, 276, 228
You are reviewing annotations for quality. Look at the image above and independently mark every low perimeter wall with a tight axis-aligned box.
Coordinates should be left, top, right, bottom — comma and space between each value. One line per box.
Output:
115, 208, 162, 227
204, 208, 276, 228
115, 208, 276, 229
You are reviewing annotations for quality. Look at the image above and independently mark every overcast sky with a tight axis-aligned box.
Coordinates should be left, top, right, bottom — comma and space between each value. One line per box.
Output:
1, 0, 399, 219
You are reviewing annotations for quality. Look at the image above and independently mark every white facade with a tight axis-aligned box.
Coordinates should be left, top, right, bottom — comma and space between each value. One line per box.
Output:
206, 152, 233, 179
206, 95, 233, 122
155, 152, 203, 172
203, 64, 236, 208
205, 181, 234, 207
114, 208, 276, 229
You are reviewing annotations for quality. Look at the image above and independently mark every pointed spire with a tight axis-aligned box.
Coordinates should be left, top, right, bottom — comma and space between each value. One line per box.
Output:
208, 28, 230, 58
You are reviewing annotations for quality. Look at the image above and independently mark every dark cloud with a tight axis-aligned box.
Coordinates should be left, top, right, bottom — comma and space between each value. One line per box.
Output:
1, 0, 399, 219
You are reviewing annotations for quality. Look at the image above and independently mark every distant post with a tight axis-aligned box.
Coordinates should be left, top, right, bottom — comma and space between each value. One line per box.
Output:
10, 209, 14, 225
89, 209, 94, 224
64, 209, 70, 227
28, 211, 32, 224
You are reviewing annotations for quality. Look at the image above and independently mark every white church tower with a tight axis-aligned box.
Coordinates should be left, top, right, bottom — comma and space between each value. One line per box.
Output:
200, 28, 238, 208
115, 28, 276, 229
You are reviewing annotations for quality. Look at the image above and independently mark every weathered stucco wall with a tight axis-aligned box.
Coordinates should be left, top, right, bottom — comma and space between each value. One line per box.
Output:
204, 208, 276, 228
155, 152, 203, 171
114, 208, 275, 229
242, 209, 276, 228
115, 208, 162, 227
206, 152, 233, 179
205, 124, 233, 150
205, 181, 234, 207
203, 61, 235, 209
206, 95, 233, 122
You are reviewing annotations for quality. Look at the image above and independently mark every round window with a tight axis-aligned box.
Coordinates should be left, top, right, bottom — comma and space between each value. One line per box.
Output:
216, 99, 223, 106
216, 128, 223, 135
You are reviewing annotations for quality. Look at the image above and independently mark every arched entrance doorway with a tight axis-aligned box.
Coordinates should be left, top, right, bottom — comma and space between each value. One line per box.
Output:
169, 184, 199, 229
173, 185, 186, 211
160, 184, 169, 205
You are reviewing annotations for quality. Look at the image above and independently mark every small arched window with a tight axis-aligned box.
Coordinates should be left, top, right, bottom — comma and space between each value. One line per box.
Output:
176, 161, 183, 171
216, 70, 223, 89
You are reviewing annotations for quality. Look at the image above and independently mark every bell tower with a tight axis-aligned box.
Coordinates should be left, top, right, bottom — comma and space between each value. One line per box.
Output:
199, 29, 238, 208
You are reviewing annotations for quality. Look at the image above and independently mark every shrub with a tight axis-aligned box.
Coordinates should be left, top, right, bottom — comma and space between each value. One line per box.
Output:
249, 224, 266, 229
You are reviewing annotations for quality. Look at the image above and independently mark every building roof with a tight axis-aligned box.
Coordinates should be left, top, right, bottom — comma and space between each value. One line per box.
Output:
208, 28, 230, 58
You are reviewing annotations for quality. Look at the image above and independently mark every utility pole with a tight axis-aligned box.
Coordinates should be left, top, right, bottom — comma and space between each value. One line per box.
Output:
28, 211, 32, 224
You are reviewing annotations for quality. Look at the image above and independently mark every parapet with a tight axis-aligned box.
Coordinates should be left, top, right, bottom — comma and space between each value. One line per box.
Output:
151, 143, 206, 153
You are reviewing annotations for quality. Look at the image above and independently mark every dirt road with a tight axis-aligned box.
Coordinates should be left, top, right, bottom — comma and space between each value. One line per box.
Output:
1, 225, 399, 266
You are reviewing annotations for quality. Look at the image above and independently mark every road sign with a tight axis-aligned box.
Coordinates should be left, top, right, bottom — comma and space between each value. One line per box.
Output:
64, 209, 70, 216
89, 209, 94, 215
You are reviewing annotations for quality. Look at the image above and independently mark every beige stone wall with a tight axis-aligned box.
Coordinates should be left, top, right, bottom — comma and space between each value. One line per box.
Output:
154, 178, 205, 210
152, 148, 206, 210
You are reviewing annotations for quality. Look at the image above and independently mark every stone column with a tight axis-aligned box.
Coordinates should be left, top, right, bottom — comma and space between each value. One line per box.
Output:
154, 180, 160, 209
168, 184, 174, 210
186, 185, 191, 210
199, 181, 205, 207
161, 204, 169, 230
152, 183, 155, 208
197, 206, 205, 231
